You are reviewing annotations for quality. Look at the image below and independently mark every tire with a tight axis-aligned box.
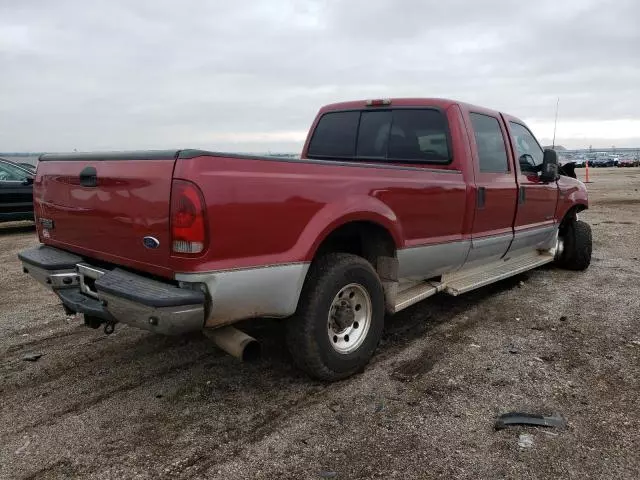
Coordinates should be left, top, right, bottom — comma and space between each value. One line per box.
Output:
556, 219, 592, 271
286, 253, 385, 381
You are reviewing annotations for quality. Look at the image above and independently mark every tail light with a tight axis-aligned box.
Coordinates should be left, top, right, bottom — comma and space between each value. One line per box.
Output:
170, 180, 207, 255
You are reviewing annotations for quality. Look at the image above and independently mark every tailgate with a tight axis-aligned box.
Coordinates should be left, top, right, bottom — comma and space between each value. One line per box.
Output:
35, 151, 179, 278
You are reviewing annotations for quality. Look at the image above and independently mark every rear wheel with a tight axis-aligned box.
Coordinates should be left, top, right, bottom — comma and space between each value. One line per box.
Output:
555, 219, 592, 271
286, 253, 385, 381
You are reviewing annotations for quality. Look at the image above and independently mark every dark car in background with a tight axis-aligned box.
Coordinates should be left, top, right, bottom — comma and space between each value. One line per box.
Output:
591, 157, 616, 168
618, 157, 639, 167
572, 158, 587, 167
0, 158, 35, 223
17, 162, 37, 173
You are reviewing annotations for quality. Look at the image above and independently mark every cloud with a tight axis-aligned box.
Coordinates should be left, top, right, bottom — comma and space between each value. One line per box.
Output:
0, 0, 638, 152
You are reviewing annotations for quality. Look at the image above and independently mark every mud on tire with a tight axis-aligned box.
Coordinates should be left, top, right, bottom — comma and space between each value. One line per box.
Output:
286, 253, 385, 381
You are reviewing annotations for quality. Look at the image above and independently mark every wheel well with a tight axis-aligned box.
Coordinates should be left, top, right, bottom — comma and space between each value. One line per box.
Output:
560, 204, 587, 231
314, 221, 397, 275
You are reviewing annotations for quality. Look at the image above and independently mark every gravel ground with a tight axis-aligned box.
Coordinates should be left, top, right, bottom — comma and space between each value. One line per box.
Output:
0, 167, 639, 479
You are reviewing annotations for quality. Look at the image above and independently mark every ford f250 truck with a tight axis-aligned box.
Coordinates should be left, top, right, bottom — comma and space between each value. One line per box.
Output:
19, 98, 591, 380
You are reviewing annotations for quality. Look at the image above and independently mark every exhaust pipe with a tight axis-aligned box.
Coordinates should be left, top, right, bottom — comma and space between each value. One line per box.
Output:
204, 326, 260, 362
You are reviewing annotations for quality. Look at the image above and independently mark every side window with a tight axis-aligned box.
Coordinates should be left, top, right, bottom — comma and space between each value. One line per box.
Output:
307, 111, 360, 159
388, 110, 450, 162
356, 111, 392, 159
0, 162, 27, 182
469, 113, 510, 173
509, 122, 544, 173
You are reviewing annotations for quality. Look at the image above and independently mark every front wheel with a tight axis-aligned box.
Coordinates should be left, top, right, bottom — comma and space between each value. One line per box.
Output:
286, 253, 385, 381
555, 219, 592, 271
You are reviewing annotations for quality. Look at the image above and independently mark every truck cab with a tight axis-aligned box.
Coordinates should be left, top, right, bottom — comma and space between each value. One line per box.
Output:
302, 99, 587, 275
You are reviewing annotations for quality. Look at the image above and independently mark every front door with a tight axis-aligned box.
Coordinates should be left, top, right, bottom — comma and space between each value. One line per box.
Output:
464, 111, 518, 266
503, 118, 558, 252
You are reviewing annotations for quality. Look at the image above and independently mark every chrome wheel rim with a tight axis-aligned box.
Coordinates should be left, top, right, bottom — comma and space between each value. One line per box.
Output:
327, 283, 372, 354
552, 230, 565, 259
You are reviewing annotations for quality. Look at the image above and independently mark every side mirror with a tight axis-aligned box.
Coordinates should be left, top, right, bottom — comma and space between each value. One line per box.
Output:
540, 149, 559, 183
22, 176, 34, 186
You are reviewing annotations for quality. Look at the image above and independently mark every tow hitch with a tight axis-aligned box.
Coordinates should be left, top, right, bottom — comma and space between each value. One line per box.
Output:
83, 314, 117, 335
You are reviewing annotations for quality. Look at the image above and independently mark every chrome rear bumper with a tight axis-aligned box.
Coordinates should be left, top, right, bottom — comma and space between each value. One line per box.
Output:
19, 246, 205, 335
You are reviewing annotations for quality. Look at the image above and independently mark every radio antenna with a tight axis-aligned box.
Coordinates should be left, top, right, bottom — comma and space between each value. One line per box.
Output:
552, 97, 559, 149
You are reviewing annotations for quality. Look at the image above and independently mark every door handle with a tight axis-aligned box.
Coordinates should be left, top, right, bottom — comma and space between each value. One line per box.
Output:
477, 187, 486, 209
518, 186, 526, 204
79, 166, 98, 187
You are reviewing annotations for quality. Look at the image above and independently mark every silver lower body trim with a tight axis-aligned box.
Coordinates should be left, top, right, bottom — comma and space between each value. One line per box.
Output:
176, 263, 310, 328
396, 240, 471, 279
509, 224, 558, 254
464, 233, 513, 267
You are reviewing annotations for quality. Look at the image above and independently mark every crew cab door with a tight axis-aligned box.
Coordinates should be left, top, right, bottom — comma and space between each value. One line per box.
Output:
463, 111, 518, 265
503, 117, 559, 252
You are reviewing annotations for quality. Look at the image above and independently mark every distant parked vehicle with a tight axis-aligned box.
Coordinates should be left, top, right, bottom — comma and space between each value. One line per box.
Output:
592, 157, 616, 168
573, 158, 586, 168
618, 157, 638, 167
589, 158, 603, 167
0, 158, 35, 223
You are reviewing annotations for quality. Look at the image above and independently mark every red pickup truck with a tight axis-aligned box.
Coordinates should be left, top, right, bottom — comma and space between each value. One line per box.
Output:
19, 98, 591, 380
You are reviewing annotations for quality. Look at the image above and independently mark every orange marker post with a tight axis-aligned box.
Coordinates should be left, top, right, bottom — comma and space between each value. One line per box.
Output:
585, 160, 590, 183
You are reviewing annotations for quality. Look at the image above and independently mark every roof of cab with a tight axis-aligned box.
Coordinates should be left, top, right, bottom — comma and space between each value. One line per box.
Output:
319, 98, 525, 126
320, 98, 459, 113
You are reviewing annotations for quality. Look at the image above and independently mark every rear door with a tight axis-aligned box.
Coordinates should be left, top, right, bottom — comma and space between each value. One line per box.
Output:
35, 151, 179, 278
503, 119, 559, 252
464, 111, 518, 266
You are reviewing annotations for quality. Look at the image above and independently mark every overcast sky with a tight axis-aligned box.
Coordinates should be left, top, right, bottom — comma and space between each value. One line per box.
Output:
1, 0, 639, 153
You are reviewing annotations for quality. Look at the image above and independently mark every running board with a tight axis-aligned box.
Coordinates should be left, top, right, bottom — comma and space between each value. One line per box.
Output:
442, 250, 554, 296
393, 280, 444, 313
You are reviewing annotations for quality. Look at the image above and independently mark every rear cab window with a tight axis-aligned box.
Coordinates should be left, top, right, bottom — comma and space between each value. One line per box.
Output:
306, 111, 360, 159
307, 108, 451, 164
356, 111, 391, 159
387, 110, 450, 162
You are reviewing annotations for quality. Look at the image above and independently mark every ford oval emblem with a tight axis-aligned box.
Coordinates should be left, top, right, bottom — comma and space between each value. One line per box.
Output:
143, 236, 160, 249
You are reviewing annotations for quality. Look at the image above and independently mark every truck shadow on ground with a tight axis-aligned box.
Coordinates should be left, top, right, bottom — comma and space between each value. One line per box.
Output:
7, 271, 529, 400
121, 274, 530, 469
14, 270, 525, 404
238, 272, 528, 382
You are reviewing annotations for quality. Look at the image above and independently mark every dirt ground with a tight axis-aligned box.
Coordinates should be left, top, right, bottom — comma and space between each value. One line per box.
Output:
1, 167, 638, 480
